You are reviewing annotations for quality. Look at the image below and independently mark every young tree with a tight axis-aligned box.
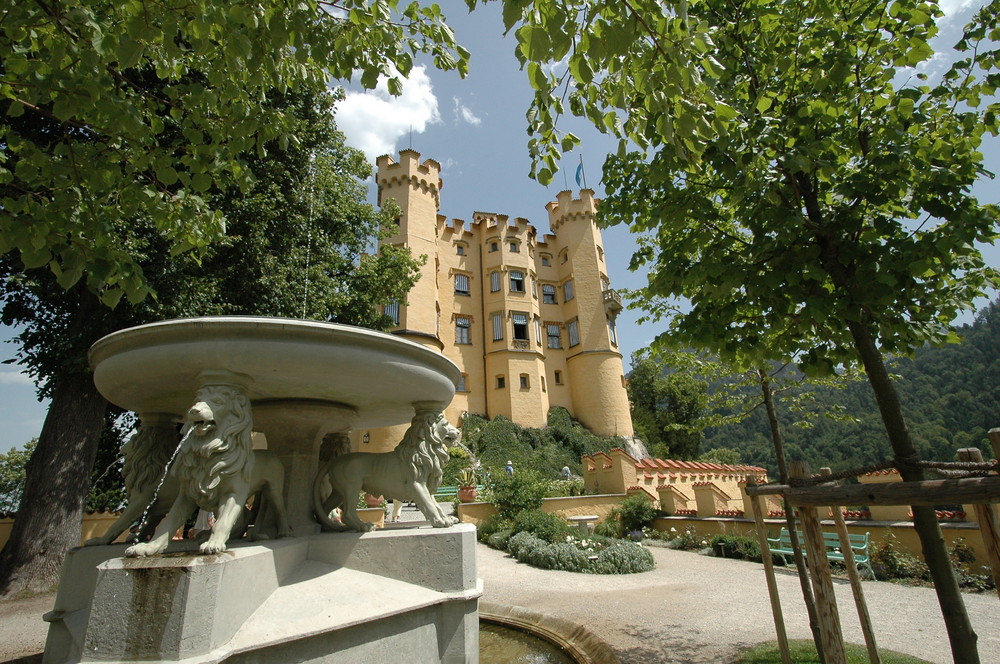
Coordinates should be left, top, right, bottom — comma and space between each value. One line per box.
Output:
0, 89, 422, 597
483, 0, 999, 660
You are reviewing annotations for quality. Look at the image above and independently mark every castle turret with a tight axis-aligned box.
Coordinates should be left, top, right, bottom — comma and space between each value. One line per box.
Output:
375, 150, 443, 350
546, 190, 633, 438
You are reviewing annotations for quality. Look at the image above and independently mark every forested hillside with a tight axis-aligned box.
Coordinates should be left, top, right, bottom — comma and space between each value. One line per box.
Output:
700, 300, 1000, 475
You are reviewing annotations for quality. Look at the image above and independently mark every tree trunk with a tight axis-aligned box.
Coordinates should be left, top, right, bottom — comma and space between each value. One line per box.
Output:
0, 371, 107, 598
846, 318, 979, 664
759, 370, 826, 663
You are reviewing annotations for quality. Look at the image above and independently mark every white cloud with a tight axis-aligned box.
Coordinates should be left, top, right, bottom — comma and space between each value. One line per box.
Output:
336, 66, 441, 164
453, 98, 482, 126
0, 367, 35, 387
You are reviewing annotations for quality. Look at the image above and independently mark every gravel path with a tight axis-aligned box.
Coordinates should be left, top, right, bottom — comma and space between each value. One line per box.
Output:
477, 542, 1000, 664
3, 532, 997, 664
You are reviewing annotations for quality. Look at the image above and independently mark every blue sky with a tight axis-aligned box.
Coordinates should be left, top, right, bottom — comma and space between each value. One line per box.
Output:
1, 1, 997, 452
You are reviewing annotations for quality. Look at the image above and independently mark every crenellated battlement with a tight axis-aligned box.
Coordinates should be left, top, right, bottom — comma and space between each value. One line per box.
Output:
376, 149, 441, 210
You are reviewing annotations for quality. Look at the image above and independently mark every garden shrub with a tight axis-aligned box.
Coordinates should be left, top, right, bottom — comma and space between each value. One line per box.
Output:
949, 537, 995, 592
488, 470, 548, 521
477, 513, 514, 542
487, 529, 514, 551
664, 525, 702, 550
710, 534, 763, 562
513, 509, 570, 543
870, 534, 929, 581
594, 516, 624, 539
507, 531, 546, 559
617, 494, 657, 532
521, 542, 590, 572
591, 541, 656, 574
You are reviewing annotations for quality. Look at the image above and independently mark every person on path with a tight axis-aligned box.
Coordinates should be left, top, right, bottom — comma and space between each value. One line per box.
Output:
505, 460, 514, 475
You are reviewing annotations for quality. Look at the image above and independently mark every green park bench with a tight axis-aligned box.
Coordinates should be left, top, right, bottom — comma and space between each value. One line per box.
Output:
767, 527, 874, 578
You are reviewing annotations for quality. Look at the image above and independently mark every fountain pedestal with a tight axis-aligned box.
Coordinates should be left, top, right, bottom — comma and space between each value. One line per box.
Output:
46, 526, 480, 663
44, 318, 478, 664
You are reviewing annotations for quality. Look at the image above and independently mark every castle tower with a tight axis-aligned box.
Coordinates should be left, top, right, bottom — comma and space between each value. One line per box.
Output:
375, 150, 442, 351
546, 191, 633, 438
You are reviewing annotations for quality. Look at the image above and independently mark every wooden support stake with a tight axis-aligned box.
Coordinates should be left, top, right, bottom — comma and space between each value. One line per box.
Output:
987, 429, 1000, 462
750, 493, 792, 664
792, 461, 847, 664
957, 448, 1000, 600
821, 468, 880, 664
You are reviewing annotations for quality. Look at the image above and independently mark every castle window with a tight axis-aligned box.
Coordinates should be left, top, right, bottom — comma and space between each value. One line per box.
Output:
488, 237, 499, 252
534, 316, 542, 346
597, 246, 604, 262
608, 316, 618, 345
457, 373, 468, 392
519, 374, 530, 389
512, 312, 529, 341
541, 376, 547, 392
563, 280, 575, 302
602, 275, 610, 291
490, 271, 501, 292
456, 243, 466, 256
542, 284, 557, 304
547, 324, 562, 349
455, 316, 471, 344
384, 300, 400, 325
531, 278, 538, 298
509, 270, 525, 293
496, 375, 506, 389
454, 273, 470, 296
541, 254, 551, 266
510, 240, 520, 253
492, 312, 504, 341
559, 249, 569, 264
554, 370, 563, 385
568, 318, 580, 347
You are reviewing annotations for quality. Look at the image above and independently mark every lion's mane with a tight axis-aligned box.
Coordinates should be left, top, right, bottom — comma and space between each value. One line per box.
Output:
122, 424, 177, 497
176, 385, 255, 505
394, 411, 451, 493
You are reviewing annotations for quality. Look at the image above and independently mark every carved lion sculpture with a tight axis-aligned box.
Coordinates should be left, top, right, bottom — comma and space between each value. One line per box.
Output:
125, 385, 292, 557
84, 415, 179, 546
313, 409, 460, 532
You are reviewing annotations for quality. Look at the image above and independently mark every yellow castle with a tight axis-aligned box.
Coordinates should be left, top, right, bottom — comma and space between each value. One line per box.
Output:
360, 150, 634, 451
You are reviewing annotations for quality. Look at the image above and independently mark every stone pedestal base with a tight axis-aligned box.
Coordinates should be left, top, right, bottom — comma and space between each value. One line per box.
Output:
44, 525, 481, 664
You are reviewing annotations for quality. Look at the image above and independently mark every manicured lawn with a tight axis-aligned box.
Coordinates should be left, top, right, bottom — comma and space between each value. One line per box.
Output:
738, 640, 933, 664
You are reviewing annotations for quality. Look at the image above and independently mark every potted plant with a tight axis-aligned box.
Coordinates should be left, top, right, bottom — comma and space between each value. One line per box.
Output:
363, 492, 384, 508
458, 467, 478, 503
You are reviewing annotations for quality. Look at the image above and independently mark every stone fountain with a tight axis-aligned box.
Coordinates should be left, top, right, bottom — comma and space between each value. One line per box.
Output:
43, 317, 481, 664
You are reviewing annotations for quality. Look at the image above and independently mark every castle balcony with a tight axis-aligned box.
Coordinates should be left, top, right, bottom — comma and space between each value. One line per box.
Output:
603, 289, 623, 316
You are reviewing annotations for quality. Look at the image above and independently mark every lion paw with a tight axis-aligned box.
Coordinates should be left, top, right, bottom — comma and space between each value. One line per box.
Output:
432, 516, 459, 528
125, 542, 165, 558
200, 540, 228, 554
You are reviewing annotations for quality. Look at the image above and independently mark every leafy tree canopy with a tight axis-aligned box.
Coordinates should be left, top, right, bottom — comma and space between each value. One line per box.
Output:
627, 349, 707, 459
483, 0, 999, 371
2, 0, 468, 305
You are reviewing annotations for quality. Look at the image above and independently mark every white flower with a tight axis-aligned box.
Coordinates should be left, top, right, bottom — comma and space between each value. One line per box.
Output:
670, 527, 677, 533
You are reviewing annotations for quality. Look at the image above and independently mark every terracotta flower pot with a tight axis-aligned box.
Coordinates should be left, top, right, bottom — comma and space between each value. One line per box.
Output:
364, 493, 384, 507
458, 486, 477, 503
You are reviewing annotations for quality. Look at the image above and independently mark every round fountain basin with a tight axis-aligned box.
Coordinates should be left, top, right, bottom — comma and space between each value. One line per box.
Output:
88, 316, 460, 428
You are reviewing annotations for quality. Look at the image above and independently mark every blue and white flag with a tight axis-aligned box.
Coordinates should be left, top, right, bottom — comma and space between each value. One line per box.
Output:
575, 161, 585, 188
